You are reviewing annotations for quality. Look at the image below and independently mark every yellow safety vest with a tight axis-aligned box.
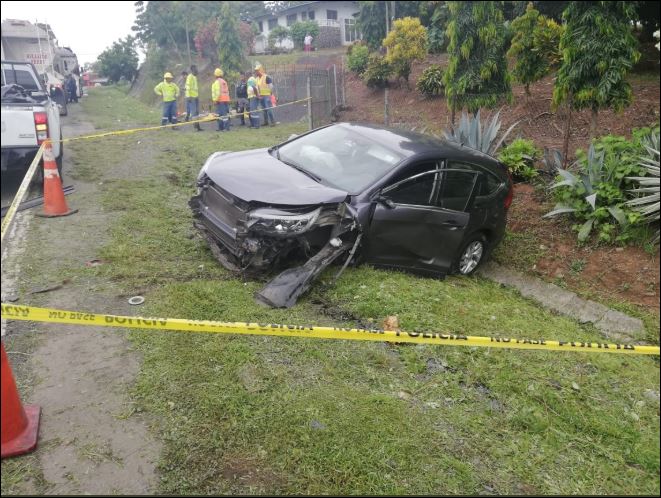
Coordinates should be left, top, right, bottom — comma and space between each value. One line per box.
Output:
154, 81, 179, 102
212, 78, 230, 103
257, 74, 271, 96
185, 73, 198, 98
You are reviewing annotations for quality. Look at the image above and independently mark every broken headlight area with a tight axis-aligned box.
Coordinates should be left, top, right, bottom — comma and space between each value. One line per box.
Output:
247, 207, 321, 236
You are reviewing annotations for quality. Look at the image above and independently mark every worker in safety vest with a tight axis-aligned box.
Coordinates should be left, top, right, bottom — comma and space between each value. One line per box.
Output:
254, 63, 276, 126
154, 72, 180, 127
185, 65, 202, 131
211, 67, 231, 131
246, 71, 260, 129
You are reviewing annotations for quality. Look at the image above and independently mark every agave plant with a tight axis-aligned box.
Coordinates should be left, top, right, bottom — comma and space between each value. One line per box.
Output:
625, 135, 660, 243
543, 144, 629, 242
443, 109, 519, 156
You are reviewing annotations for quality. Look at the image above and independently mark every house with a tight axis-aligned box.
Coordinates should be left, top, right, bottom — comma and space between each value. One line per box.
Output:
252, 1, 360, 54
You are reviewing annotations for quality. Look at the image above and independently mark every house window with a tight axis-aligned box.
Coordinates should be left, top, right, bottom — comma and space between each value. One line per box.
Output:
286, 14, 297, 26
308, 11, 315, 20
344, 18, 358, 42
301, 12, 307, 21
258, 21, 263, 33
326, 10, 338, 20
268, 18, 278, 30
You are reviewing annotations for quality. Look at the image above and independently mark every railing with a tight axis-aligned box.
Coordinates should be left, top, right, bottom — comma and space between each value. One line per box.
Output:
314, 19, 340, 28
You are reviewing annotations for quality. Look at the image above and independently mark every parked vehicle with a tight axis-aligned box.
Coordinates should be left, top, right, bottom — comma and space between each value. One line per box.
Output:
1, 60, 63, 179
190, 123, 513, 307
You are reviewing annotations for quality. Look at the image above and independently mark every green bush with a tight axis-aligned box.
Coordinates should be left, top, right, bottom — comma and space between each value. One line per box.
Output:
289, 21, 319, 50
268, 26, 290, 52
416, 64, 444, 96
498, 138, 541, 181
544, 126, 660, 244
362, 54, 391, 88
347, 45, 370, 75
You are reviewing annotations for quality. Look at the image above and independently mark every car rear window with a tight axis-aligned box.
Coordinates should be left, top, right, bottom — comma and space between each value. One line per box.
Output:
1, 65, 41, 92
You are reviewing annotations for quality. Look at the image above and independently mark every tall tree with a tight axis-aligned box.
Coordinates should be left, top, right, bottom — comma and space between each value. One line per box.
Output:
97, 36, 139, 83
217, 2, 245, 75
553, 1, 640, 139
383, 17, 428, 85
508, 3, 562, 96
443, 1, 512, 122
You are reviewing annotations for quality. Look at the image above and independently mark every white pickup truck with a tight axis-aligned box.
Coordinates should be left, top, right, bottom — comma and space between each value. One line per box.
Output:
1, 60, 63, 178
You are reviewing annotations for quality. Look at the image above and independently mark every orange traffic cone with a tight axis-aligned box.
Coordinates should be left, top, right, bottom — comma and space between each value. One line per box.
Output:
1, 342, 41, 458
39, 140, 77, 217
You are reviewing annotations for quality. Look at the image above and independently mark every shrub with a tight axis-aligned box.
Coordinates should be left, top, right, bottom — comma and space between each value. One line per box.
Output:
268, 26, 290, 51
625, 133, 660, 243
416, 64, 444, 97
289, 21, 319, 50
362, 54, 391, 88
498, 138, 541, 181
382, 17, 427, 84
347, 45, 370, 75
443, 109, 519, 156
544, 146, 642, 244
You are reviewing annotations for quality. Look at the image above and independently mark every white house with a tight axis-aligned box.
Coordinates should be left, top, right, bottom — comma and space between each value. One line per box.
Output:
253, 1, 360, 54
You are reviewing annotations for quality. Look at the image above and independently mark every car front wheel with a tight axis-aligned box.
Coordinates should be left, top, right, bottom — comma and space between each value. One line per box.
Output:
455, 235, 487, 276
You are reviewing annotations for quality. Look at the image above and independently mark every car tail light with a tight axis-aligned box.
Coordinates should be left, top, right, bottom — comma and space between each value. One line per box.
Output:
34, 112, 49, 144
503, 170, 514, 210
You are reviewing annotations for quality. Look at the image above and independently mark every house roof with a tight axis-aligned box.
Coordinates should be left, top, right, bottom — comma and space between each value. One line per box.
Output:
252, 1, 331, 21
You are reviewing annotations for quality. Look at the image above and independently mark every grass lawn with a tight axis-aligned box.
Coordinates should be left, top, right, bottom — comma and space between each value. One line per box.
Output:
35, 87, 661, 494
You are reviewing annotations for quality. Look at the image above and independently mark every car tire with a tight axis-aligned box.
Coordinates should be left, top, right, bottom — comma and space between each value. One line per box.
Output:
453, 233, 488, 276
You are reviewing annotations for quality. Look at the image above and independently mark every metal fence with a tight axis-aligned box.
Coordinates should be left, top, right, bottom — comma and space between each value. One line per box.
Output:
266, 63, 346, 129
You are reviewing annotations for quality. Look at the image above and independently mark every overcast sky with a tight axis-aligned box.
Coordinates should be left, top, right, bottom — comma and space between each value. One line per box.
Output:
1, 0, 142, 66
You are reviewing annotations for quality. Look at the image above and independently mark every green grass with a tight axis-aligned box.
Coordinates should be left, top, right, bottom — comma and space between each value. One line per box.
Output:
28, 87, 661, 494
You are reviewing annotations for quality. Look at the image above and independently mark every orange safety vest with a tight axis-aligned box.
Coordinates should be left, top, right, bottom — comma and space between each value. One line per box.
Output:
212, 77, 230, 103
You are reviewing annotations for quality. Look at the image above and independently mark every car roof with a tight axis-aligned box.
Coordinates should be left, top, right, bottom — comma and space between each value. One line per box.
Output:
335, 122, 503, 168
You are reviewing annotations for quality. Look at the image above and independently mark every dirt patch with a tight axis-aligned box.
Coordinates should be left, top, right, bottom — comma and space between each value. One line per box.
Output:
506, 183, 660, 313
1, 103, 161, 493
220, 455, 285, 493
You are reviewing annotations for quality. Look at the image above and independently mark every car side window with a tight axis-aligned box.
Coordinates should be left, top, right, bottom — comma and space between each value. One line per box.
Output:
448, 161, 503, 196
384, 170, 438, 206
437, 170, 479, 212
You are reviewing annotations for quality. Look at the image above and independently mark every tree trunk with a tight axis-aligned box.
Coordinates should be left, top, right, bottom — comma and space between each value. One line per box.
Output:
450, 97, 456, 127
525, 83, 530, 97
589, 108, 598, 141
562, 103, 572, 168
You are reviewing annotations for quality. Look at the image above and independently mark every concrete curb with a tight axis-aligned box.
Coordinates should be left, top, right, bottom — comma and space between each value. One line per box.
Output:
479, 262, 645, 342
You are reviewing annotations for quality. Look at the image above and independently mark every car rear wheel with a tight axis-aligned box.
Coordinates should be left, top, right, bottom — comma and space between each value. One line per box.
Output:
455, 234, 487, 276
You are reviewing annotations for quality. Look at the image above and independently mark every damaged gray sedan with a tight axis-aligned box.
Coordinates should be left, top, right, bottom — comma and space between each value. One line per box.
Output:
190, 123, 513, 308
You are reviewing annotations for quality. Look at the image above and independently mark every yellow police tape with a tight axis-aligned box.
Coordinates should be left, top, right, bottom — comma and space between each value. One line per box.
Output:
0, 143, 45, 244
60, 97, 313, 143
2, 303, 659, 355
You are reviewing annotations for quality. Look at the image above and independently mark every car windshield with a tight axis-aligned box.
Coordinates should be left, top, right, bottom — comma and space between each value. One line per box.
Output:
276, 125, 404, 193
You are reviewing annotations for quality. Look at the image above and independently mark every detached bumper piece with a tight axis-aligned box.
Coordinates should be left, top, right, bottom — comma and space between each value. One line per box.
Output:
255, 239, 349, 308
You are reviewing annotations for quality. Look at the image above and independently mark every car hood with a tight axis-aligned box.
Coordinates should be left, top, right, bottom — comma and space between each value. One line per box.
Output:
205, 148, 348, 205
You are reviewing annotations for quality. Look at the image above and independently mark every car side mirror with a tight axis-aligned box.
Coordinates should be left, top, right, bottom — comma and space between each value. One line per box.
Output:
377, 195, 396, 209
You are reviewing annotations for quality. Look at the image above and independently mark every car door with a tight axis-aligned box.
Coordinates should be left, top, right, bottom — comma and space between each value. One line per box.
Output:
367, 166, 480, 274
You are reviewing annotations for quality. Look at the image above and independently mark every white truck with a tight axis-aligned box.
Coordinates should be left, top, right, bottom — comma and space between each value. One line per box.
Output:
1, 60, 63, 179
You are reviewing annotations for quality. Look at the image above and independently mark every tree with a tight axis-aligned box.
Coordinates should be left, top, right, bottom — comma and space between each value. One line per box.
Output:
268, 26, 290, 52
194, 18, 219, 59
383, 17, 428, 85
289, 21, 320, 50
443, 1, 512, 122
357, 1, 387, 50
508, 3, 562, 96
239, 21, 257, 55
425, 2, 450, 53
97, 36, 139, 83
217, 2, 245, 75
553, 2, 640, 139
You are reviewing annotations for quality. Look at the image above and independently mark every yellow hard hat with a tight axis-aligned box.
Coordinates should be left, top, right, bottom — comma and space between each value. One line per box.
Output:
214, 68, 223, 77
163, 72, 173, 79
254, 63, 263, 71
